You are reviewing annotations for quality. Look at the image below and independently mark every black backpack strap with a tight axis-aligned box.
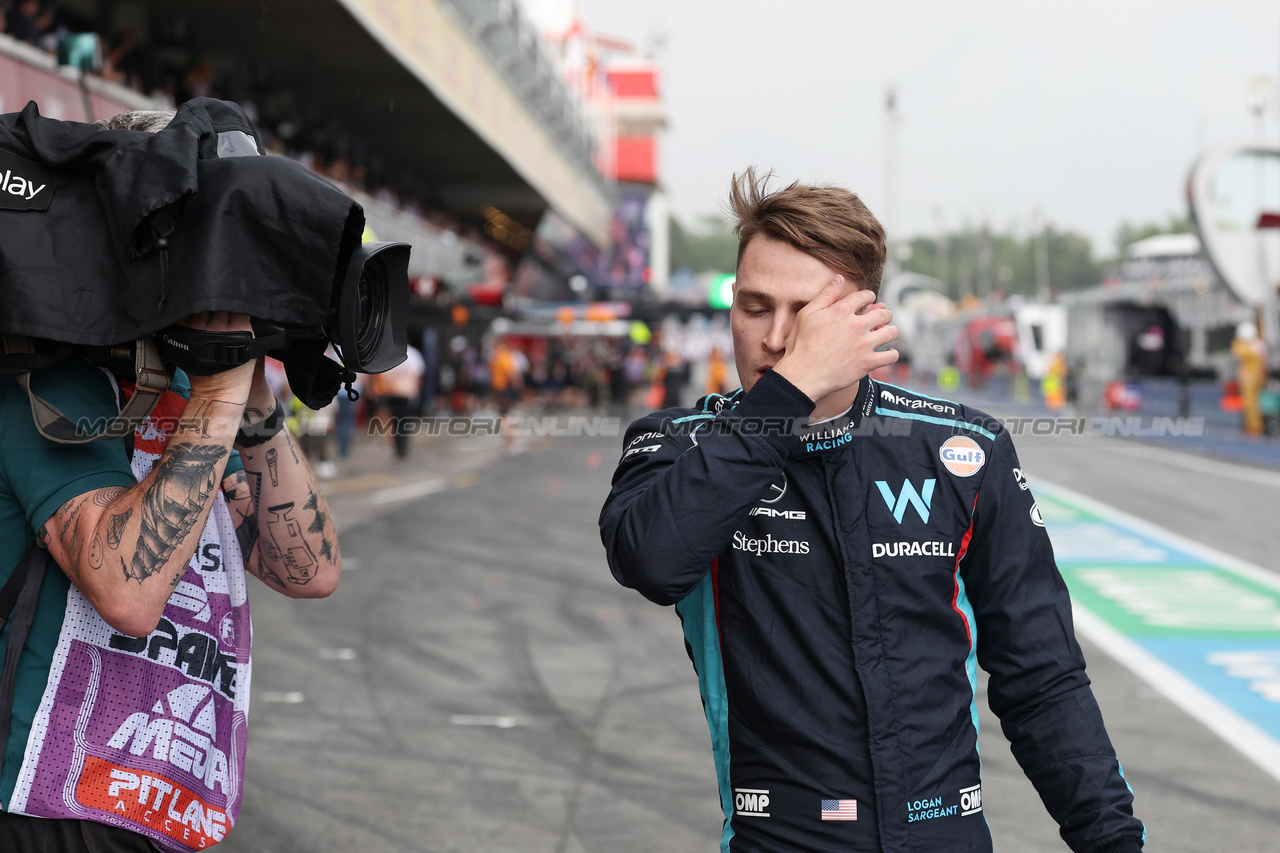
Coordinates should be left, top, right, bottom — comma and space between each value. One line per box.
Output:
0, 543, 51, 780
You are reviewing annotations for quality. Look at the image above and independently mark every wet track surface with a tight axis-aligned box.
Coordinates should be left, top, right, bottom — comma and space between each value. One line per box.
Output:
220, 410, 1280, 852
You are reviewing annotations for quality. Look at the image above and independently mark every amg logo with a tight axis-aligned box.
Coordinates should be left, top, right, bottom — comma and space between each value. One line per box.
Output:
750, 507, 806, 519
880, 389, 956, 415
734, 788, 771, 817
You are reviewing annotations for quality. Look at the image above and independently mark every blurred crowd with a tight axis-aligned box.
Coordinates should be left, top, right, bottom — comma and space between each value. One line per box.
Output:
255, 334, 736, 471
1, 0, 503, 259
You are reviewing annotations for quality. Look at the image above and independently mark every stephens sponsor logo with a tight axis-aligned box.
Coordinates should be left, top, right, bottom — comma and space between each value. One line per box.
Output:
749, 507, 806, 520
880, 389, 957, 415
734, 788, 771, 817
733, 531, 811, 556
872, 540, 956, 558
940, 436, 986, 477
1030, 503, 1045, 527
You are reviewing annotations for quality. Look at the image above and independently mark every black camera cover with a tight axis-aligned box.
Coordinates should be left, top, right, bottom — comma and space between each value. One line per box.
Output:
0, 98, 366, 403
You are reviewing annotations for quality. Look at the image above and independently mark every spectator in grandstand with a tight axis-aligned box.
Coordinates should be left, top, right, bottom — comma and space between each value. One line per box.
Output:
3, 0, 49, 45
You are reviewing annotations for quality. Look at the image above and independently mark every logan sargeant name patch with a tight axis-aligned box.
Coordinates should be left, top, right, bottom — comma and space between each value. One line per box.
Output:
0, 150, 56, 211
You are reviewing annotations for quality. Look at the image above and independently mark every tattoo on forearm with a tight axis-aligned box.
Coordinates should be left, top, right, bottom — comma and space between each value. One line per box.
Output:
88, 534, 104, 569
266, 448, 279, 487
242, 406, 266, 427
257, 563, 287, 589
106, 508, 132, 549
94, 486, 127, 508
262, 501, 318, 585
181, 397, 247, 439
303, 490, 336, 565
127, 443, 226, 583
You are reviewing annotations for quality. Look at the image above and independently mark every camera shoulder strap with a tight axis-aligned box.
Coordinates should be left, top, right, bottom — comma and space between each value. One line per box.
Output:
0, 542, 50, 780
3, 335, 170, 445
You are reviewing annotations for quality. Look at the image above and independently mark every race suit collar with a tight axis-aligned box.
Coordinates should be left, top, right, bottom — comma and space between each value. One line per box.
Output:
796, 377, 876, 456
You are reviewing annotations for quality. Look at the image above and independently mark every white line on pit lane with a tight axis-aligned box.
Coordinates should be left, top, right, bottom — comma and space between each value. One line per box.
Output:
1092, 441, 1280, 488
1036, 477, 1280, 784
447, 714, 540, 728
369, 478, 448, 504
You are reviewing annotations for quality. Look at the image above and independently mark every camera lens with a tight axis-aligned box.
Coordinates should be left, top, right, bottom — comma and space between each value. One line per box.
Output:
356, 260, 387, 364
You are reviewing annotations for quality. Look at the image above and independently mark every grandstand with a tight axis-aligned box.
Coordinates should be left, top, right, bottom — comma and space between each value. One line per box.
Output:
1, 0, 615, 296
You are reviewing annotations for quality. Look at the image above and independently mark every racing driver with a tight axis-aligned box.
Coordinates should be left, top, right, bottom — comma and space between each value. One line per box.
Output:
598, 169, 1145, 853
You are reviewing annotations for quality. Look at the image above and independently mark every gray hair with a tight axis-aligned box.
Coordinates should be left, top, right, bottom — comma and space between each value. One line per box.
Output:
95, 109, 176, 133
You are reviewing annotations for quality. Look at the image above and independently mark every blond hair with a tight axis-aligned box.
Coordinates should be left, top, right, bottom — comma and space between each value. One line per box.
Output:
729, 167, 887, 295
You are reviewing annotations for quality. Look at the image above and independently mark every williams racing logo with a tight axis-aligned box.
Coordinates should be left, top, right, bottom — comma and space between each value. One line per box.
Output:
875, 479, 935, 524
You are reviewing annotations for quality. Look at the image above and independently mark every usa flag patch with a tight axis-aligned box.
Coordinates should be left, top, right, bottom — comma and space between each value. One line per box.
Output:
821, 799, 857, 821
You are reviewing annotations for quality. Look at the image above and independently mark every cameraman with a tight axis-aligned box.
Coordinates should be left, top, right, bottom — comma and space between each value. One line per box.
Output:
0, 114, 340, 851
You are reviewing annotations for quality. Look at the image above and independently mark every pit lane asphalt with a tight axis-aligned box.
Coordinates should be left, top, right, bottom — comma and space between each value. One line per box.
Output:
218, 409, 1280, 853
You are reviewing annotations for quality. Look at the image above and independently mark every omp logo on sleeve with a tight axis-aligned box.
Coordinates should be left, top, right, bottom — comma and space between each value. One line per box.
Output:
875, 479, 936, 524
0, 151, 56, 211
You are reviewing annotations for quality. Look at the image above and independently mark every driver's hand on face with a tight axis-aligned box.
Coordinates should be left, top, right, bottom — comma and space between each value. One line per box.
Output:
177, 311, 256, 402
774, 275, 900, 403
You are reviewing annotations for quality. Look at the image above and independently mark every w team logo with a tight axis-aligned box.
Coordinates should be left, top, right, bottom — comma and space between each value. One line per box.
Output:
875, 479, 935, 524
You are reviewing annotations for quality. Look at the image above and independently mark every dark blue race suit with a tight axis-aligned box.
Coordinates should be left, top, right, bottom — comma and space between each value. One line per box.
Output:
599, 370, 1144, 853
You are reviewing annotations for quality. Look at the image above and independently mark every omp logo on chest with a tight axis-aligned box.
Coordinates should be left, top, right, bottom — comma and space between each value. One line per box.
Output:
734, 788, 771, 817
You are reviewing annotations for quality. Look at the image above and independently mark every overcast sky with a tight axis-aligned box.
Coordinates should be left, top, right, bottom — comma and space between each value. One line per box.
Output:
577, 0, 1280, 254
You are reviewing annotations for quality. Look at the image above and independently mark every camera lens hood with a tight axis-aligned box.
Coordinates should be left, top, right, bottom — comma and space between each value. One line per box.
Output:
335, 241, 411, 373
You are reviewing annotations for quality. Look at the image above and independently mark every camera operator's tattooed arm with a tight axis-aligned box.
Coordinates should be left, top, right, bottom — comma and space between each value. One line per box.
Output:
40, 393, 246, 638
221, 364, 341, 598
39, 311, 257, 638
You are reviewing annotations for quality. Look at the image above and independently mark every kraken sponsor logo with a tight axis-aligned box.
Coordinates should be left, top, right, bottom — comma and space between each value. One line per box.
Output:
880, 389, 957, 415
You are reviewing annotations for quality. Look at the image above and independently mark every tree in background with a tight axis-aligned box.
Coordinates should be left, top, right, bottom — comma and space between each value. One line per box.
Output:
670, 214, 738, 274
901, 225, 1101, 298
1111, 214, 1191, 260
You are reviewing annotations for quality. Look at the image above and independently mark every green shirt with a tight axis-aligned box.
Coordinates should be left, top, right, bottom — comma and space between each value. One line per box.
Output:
0, 362, 240, 804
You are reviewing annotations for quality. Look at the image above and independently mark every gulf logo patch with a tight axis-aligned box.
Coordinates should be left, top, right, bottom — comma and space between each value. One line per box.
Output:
940, 436, 986, 477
